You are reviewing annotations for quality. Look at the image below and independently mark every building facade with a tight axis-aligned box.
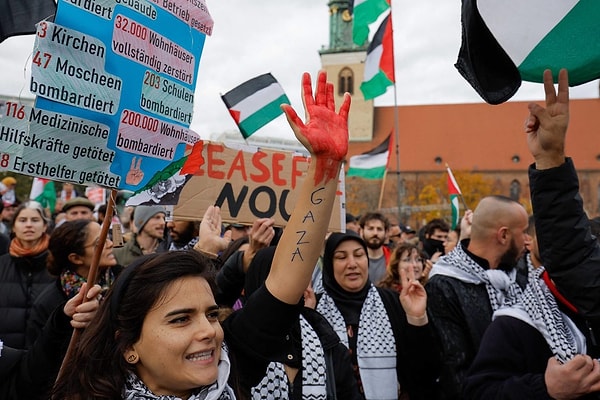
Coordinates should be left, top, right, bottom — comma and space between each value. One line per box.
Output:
320, 1, 600, 225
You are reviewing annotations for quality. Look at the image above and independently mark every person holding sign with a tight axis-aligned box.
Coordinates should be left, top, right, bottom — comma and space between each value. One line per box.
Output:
51, 70, 351, 399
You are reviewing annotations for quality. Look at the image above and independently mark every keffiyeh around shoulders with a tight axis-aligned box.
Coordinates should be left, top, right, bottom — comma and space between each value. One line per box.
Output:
495, 262, 586, 363
430, 243, 523, 311
123, 344, 236, 400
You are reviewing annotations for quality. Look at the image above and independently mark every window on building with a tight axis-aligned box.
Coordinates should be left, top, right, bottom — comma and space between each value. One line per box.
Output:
510, 179, 521, 201
338, 68, 354, 95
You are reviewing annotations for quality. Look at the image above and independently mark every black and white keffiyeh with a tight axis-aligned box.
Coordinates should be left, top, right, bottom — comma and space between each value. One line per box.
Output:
251, 315, 327, 400
429, 243, 523, 311
123, 343, 236, 400
494, 262, 586, 363
317, 284, 397, 400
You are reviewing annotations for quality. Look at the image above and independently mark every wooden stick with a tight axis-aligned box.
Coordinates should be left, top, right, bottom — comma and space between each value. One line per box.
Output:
56, 189, 118, 381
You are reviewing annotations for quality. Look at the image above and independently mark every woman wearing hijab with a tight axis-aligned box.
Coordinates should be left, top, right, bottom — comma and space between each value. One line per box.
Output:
0, 201, 53, 349
316, 231, 440, 400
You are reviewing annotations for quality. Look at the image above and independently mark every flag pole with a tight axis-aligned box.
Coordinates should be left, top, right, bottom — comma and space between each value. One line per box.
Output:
56, 189, 118, 381
388, 3, 403, 222
378, 169, 388, 209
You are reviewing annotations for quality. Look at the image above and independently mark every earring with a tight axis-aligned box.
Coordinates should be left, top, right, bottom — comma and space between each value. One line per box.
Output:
127, 354, 137, 363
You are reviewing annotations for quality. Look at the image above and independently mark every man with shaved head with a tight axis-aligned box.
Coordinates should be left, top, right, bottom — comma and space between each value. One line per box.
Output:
425, 195, 530, 399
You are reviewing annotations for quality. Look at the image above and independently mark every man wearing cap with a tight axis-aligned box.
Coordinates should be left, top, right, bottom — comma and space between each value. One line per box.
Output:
113, 205, 167, 266
401, 224, 417, 243
62, 197, 95, 221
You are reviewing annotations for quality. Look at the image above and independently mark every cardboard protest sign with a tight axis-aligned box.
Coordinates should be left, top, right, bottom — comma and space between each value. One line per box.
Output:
0, 0, 213, 202
173, 141, 345, 231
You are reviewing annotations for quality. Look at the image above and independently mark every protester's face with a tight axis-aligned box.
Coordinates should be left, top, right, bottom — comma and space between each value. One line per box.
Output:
13, 208, 46, 245
427, 228, 449, 242
1, 205, 17, 221
399, 248, 424, 279
167, 220, 196, 244
65, 206, 94, 221
143, 213, 166, 239
131, 276, 223, 398
388, 225, 402, 245
332, 240, 369, 292
499, 217, 528, 269
346, 220, 360, 233
361, 219, 386, 250
230, 226, 250, 241
443, 231, 459, 254
81, 222, 116, 270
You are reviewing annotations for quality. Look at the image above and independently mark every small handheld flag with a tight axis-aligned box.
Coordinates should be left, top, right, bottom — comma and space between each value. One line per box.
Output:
221, 73, 290, 139
29, 178, 56, 213
446, 165, 465, 230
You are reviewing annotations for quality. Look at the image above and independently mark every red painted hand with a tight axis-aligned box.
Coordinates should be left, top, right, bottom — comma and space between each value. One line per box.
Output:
282, 71, 351, 184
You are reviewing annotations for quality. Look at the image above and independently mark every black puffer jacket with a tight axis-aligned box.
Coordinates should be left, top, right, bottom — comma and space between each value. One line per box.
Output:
0, 251, 53, 349
1, 301, 73, 400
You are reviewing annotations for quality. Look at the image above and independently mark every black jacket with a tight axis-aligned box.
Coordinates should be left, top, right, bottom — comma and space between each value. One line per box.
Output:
529, 158, 600, 318
425, 250, 528, 400
0, 251, 53, 349
216, 245, 362, 400
26, 266, 123, 348
0, 301, 73, 400
464, 315, 600, 400
223, 285, 362, 400
530, 159, 600, 351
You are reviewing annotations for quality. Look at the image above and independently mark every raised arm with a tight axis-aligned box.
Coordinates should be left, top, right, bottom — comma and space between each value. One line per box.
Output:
265, 71, 350, 304
526, 69, 600, 317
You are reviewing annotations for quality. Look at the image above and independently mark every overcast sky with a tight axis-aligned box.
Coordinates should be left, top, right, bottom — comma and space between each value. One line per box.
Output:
1, 0, 598, 142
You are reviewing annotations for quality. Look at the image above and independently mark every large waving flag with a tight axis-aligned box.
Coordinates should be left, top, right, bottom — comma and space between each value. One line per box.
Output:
456, 0, 600, 104
0, 0, 56, 43
347, 133, 392, 180
30, 178, 56, 214
360, 13, 395, 100
221, 73, 290, 139
447, 166, 462, 230
352, 0, 391, 46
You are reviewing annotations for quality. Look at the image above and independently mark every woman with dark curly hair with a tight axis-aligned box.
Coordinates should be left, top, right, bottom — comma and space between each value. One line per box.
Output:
26, 219, 120, 347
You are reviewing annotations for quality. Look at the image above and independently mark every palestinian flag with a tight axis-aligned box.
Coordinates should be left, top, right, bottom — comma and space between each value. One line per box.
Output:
360, 13, 395, 100
351, 0, 390, 46
447, 166, 462, 230
456, 0, 600, 104
29, 178, 56, 213
347, 133, 392, 180
221, 73, 290, 139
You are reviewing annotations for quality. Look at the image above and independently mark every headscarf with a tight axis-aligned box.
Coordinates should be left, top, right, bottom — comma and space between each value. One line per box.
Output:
321, 232, 370, 326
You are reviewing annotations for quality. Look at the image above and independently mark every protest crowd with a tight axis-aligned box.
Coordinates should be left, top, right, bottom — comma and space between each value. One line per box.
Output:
2, 63, 600, 400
